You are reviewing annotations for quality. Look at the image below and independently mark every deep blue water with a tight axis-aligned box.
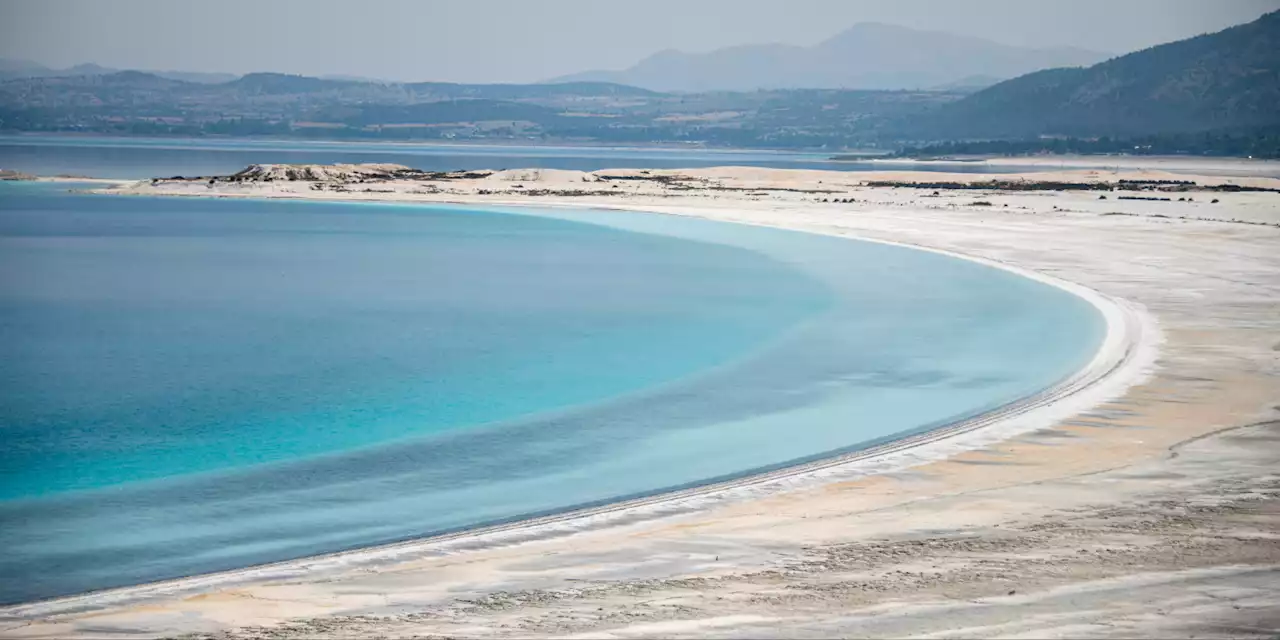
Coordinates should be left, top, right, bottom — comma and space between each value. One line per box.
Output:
0, 135, 1030, 180
0, 179, 1104, 605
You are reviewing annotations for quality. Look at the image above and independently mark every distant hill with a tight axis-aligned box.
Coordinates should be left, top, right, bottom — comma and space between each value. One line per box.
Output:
914, 10, 1280, 139
548, 23, 1106, 92
0, 58, 50, 76
320, 99, 563, 128
0, 58, 238, 84
226, 73, 352, 95
0, 66, 961, 148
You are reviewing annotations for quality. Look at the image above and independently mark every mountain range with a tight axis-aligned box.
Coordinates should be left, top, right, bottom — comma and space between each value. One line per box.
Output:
2, 11, 1277, 156
548, 23, 1108, 92
909, 8, 1280, 140
0, 23, 1101, 93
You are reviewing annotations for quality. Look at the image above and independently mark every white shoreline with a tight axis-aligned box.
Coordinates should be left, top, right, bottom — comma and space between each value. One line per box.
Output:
864, 154, 1280, 176
0, 197, 1159, 618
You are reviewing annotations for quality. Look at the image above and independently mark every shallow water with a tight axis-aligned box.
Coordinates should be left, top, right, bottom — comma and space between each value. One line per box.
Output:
0, 181, 1104, 604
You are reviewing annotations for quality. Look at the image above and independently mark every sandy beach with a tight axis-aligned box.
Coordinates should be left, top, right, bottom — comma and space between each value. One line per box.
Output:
2, 162, 1278, 639
861, 154, 1280, 178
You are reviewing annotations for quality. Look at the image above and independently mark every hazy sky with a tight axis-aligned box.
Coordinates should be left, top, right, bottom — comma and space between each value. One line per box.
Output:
2, 0, 1277, 83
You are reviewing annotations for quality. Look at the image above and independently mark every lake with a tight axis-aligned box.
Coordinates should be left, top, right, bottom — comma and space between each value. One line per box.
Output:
0, 169, 1103, 605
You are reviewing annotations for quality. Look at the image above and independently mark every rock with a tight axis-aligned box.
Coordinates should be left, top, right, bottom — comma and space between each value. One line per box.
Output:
222, 163, 427, 183
0, 169, 37, 181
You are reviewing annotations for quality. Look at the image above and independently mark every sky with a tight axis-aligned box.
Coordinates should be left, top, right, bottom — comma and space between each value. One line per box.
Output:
1, 0, 1277, 83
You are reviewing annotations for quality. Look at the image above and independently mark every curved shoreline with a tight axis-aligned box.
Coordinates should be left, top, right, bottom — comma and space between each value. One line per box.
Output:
0, 197, 1158, 618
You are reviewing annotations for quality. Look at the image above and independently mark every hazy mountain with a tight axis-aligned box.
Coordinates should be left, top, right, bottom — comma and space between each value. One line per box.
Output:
547, 23, 1107, 92
0, 58, 238, 84
0, 71, 667, 123
212, 73, 658, 100
0, 58, 59, 81
225, 72, 354, 94
0, 58, 49, 75
915, 9, 1280, 139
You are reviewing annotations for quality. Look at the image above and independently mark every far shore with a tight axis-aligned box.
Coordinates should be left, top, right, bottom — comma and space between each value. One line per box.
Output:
0, 132, 829, 154
8, 132, 1280, 170
3, 160, 1278, 639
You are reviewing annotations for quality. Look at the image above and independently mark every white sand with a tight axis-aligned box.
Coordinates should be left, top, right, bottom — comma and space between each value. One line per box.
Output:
864, 154, 1280, 177
3, 162, 1278, 639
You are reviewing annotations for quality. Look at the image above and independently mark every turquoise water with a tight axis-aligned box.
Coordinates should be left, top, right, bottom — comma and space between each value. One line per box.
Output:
0, 180, 1104, 605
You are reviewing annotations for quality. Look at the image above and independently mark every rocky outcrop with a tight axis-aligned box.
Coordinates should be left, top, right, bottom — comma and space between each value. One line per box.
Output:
145, 164, 512, 186
222, 163, 429, 183
0, 169, 36, 181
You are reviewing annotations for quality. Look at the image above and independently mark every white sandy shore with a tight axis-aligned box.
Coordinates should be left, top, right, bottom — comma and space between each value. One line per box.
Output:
2, 162, 1278, 638
864, 154, 1280, 177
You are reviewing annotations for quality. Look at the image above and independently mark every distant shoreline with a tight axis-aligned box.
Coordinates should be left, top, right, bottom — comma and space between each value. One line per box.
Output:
835, 153, 1280, 178
0, 132, 825, 155
7, 133, 1277, 166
